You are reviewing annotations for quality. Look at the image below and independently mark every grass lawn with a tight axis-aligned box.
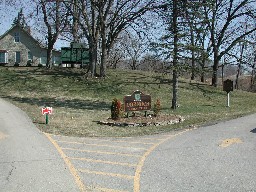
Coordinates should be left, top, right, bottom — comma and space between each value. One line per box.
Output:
0, 66, 255, 137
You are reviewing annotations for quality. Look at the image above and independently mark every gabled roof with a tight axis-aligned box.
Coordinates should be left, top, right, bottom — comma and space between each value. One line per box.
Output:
0, 24, 47, 48
0, 24, 60, 52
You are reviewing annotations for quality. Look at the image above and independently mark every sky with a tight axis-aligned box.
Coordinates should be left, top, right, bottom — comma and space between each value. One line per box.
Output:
0, 0, 165, 52
0, 0, 69, 50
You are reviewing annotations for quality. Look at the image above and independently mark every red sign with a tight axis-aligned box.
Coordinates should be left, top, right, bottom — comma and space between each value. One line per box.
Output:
42, 107, 53, 115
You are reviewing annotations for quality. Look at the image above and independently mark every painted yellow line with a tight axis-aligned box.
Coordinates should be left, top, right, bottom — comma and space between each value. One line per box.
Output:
113, 140, 155, 145
69, 157, 137, 167
57, 140, 148, 150
47, 133, 156, 145
135, 137, 165, 141
79, 168, 134, 180
0, 132, 7, 140
133, 129, 191, 192
44, 133, 86, 192
96, 186, 129, 192
219, 138, 243, 148
62, 147, 141, 157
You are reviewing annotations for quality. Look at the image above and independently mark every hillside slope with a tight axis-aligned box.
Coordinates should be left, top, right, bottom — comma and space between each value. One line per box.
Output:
0, 67, 255, 137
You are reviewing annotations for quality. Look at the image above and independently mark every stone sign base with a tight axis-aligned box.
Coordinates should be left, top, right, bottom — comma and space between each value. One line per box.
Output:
98, 115, 184, 127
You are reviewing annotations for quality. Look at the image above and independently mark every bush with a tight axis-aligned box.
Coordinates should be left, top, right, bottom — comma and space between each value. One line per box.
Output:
38, 64, 43, 68
111, 98, 122, 120
153, 99, 161, 116
26, 60, 32, 67
14, 62, 19, 67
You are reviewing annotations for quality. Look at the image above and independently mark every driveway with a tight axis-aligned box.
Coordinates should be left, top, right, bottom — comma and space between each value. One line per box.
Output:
1, 98, 256, 192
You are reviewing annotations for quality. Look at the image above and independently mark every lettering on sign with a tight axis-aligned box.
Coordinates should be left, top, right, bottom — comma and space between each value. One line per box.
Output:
123, 90, 151, 112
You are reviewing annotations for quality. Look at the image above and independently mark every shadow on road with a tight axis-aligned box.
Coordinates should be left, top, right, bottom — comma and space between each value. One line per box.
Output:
250, 128, 256, 133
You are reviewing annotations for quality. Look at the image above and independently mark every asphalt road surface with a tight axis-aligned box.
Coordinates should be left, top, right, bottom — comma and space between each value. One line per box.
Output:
1, 97, 256, 192
0, 98, 79, 192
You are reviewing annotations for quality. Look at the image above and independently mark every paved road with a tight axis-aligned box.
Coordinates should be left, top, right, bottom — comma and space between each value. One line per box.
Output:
1, 97, 256, 192
141, 114, 256, 192
0, 98, 79, 192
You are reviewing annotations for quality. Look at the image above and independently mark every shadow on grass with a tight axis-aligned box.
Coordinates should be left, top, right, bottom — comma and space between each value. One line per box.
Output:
186, 82, 224, 99
7, 67, 85, 82
250, 128, 256, 133
2, 95, 110, 111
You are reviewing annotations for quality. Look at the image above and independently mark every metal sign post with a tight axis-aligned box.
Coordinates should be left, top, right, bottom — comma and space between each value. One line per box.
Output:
227, 92, 230, 107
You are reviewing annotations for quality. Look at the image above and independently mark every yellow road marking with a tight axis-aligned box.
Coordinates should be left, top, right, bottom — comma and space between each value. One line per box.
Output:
69, 157, 137, 167
219, 138, 243, 148
113, 140, 155, 145
79, 168, 134, 180
96, 186, 129, 192
48, 134, 155, 145
62, 147, 141, 157
44, 133, 86, 192
133, 129, 191, 192
117, 137, 165, 141
57, 140, 147, 150
0, 132, 7, 140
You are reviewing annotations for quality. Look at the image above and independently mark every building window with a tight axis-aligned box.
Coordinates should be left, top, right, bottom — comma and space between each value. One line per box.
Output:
52, 56, 61, 65
28, 51, 33, 61
0, 51, 8, 63
15, 51, 21, 63
40, 57, 47, 66
14, 32, 20, 42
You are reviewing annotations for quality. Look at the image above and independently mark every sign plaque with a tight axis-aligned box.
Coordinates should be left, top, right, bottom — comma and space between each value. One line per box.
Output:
124, 90, 151, 112
223, 79, 233, 93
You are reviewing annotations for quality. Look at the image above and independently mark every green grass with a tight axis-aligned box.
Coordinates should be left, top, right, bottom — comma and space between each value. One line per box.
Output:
0, 66, 255, 137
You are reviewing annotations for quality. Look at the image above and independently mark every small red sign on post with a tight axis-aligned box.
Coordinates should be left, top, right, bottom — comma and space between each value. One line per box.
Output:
41, 107, 52, 125
41, 107, 53, 115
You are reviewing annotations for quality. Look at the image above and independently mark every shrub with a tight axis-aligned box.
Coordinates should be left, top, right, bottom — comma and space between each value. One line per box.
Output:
153, 99, 161, 116
26, 60, 32, 67
111, 98, 122, 120
38, 64, 43, 68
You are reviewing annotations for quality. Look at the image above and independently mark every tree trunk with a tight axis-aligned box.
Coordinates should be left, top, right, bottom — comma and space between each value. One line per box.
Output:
132, 59, 137, 70
235, 63, 241, 89
100, 23, 107, 77
190, 26, 195, 80
212, 48, 219, 87
235, 43, 245, 89
89, 41, 97, 77
200, 55, 206, 83
172, 0, 178, 109
46, 44, 53, 68
100, 43, 107, 77
251, 66, 255, 90
72, 0, 79, 43
191, 52, 195, 80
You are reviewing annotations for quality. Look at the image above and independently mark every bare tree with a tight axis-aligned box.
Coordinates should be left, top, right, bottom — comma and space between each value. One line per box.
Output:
203, 0, 256, 87
65, 0, 165, 77
120, 32, 148, 70
34, 0, 70, 68
107, 42, 125, 69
